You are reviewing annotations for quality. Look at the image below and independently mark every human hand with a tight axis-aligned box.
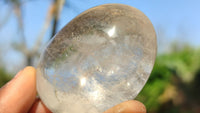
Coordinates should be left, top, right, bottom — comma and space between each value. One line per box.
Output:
0, 67, 146, 113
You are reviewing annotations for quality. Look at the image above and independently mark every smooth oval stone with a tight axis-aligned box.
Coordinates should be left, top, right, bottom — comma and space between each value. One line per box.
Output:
37, 4, 157, 113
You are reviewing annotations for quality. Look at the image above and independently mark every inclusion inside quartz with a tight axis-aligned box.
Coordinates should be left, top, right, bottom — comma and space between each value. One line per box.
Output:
37, 4, 157, 113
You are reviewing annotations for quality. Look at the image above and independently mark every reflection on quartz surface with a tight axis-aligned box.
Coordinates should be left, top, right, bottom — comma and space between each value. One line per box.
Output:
80, 77, 86, 87
107, 26, 116, 37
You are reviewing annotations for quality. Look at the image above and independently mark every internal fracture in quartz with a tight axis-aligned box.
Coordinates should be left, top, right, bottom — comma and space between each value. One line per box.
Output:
37, 4, 157, 113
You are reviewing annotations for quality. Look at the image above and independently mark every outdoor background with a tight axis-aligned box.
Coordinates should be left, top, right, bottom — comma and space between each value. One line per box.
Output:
0, 0, 200, 113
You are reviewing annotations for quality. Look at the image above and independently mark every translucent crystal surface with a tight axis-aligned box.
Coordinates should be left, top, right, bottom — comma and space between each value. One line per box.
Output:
37, 4, 157, 113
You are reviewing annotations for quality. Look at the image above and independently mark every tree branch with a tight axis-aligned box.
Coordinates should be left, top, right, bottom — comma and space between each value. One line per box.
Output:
50, 0, 65, 38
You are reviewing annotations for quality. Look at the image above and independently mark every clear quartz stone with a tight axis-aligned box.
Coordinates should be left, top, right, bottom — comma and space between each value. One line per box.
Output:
37, 4, 157, 113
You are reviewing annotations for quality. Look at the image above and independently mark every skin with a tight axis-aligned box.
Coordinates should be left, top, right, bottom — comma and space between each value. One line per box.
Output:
0, 67, 146, 113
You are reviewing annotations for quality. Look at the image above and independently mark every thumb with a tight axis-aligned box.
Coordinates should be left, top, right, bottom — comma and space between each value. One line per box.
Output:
0, 67, 37, 113
104, 100, 146, 113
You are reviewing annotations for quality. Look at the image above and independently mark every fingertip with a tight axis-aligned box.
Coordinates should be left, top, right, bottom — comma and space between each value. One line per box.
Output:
128, 100, 146, 113
23, 66, 36, 75
20, 66, 37, 96
0, 66, 37, 113
104, 100, 146, 113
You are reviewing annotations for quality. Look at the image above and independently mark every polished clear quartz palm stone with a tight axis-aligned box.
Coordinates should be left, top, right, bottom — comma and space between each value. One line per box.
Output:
37, 4, 157, 113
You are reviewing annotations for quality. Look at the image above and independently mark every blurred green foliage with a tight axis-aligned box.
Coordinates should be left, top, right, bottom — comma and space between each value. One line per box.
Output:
137, 46, 200, 113
0, 68, 12, 87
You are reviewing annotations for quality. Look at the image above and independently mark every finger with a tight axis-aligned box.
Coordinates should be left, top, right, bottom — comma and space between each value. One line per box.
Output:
0, 67, 37, 113
104, 100, 146, 113
29, 98, 52, 113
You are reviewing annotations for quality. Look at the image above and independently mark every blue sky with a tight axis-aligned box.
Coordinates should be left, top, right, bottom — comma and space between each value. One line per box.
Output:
0, 0, 200, 72
1, 0, 200, 46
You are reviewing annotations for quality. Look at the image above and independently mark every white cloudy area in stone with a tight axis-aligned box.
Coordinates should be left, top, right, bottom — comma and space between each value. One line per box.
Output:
37, 4, 157, 113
